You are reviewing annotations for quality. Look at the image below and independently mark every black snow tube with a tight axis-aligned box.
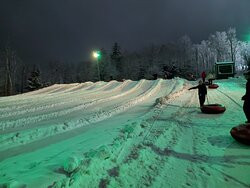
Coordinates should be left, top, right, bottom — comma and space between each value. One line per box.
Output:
208, 84, 219, 89
230, 124, 250, 145
201, 104, 226, 114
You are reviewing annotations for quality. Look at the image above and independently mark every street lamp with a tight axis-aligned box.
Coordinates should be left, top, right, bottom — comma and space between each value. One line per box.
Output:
93, 51, 101, 81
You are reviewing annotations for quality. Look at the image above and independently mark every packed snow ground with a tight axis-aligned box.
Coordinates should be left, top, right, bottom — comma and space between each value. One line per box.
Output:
0, 77, 249, 188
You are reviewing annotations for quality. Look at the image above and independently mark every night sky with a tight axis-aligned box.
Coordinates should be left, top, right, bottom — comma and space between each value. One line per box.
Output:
0, 0, 250, 63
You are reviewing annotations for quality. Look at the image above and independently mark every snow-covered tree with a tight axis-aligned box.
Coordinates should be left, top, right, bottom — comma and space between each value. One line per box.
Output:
208, 31, 230, 62
196, 40, 216, 72
240, 42, 250, 70
110, 42, 122, 77
110, 42, 122, 62
27, 69, 42, 91
100, 48, 118, 81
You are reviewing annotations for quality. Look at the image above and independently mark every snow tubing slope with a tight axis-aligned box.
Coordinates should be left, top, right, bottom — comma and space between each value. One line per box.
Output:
200, 104, 226, 114
230, 124, 250, 145
208, 84, 219, 89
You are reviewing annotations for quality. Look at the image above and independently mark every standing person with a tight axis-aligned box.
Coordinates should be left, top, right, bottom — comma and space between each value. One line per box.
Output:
242, 71, 250, 123
207, 72, 215, 85
201, 71, 206, 83
189, 80, 207, 107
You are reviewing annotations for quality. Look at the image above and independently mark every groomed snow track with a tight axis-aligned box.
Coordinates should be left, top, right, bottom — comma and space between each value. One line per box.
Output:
0, 78, 249, 188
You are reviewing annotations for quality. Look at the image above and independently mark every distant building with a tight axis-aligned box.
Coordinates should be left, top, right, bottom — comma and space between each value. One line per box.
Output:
215, 61, 235, 79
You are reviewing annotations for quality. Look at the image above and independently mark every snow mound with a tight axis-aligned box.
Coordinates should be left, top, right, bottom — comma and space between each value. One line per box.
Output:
63, 156, 80, 174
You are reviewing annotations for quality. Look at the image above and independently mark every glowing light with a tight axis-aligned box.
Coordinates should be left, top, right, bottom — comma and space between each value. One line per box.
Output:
92, 50, 101, 81
93, 51, 101, 59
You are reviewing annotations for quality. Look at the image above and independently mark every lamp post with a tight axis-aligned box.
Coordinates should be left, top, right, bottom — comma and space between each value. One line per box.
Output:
93, 51, 101, 81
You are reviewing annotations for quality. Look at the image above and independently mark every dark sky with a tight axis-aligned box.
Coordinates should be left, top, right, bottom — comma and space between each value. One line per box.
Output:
0, 0, 250, 63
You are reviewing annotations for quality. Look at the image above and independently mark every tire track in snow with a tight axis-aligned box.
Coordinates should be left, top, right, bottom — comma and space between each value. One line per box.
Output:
112, 79, 190, 165
183, 115, 211, 187
182, 87, 248, 187
142, 79, 190, 143
52, 79, 188, 188
116, 88, 206, 187
153, 92, 222, 187
90, 80, 192, 187
144, 92, 198, 187
104, 82, 194, 187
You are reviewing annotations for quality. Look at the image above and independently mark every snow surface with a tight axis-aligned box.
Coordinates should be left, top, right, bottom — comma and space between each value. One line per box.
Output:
0, 77, 249, 188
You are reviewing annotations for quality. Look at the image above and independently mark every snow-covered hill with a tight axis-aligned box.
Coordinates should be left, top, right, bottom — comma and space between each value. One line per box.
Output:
0, 77, 249, 188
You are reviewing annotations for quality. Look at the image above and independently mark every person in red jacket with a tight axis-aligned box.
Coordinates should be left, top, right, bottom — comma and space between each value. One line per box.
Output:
201, 71, 206, 83
242, 71, 250, 123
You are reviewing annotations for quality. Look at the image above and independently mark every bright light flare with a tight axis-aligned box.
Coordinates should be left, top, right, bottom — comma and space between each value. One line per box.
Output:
93, 51, 101, 59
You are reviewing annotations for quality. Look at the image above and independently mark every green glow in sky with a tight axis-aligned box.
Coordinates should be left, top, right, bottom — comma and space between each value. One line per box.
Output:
246, 34, 250, 42
242, 28, 250, 42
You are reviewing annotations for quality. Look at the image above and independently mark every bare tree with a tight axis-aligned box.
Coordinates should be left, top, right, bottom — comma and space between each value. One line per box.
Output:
226, 28, 238, 63
177, 35, 193, 68
1, 45, 17, 96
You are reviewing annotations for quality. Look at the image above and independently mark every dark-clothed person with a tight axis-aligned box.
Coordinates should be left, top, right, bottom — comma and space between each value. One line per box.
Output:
189, 80, 207, 107
242, 71, 250, 123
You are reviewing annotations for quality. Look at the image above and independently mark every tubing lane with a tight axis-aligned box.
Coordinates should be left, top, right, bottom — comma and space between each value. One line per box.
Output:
0, 81, 96, 109
0, 80, 161, 150
0, 80, 144, 132
0, 81, 125, 118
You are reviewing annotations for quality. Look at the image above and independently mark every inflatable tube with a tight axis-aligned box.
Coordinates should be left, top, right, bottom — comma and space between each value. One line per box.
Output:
200, 104, 226, 114
230, 124, 250, 145
208, 84, 219, 89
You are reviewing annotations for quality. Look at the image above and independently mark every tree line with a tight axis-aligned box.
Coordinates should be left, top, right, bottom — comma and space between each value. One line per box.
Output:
0, 28, 250, 96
